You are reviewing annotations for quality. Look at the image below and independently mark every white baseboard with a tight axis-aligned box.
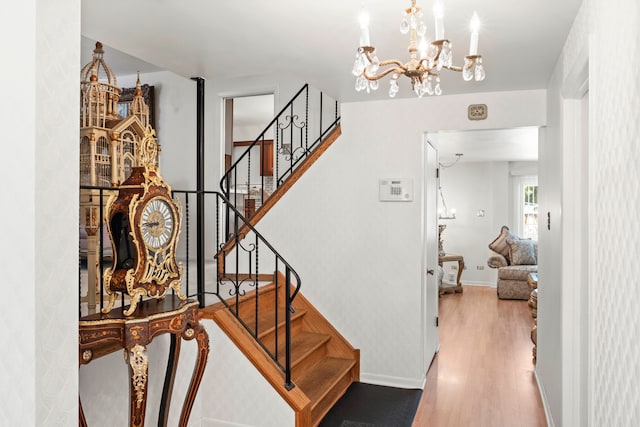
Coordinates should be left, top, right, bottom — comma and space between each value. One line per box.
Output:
360, 372, 425, 389
534, 368, 555, 427
461, 281, 496, 287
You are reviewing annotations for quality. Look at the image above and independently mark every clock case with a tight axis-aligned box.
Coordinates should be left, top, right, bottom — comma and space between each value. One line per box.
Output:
102, 165, 185, 316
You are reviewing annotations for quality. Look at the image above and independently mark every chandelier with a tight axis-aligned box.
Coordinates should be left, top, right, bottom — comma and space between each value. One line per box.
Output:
352, 0, 485, 98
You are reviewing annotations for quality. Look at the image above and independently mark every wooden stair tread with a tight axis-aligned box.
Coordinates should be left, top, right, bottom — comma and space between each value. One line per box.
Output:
295, 357, 356, 404
245, 308, 307, 340
286, 331, 330, 368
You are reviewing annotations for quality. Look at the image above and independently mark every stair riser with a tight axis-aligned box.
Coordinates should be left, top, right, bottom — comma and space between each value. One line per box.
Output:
259, 315, 305, 356
310, 366, 356, 424
291, 344, 328, 380
232, 283, 292, 320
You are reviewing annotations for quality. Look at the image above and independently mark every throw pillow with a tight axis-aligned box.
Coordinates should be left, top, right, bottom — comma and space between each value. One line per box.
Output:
506, 237, 537, 265
488, 225, 517, 262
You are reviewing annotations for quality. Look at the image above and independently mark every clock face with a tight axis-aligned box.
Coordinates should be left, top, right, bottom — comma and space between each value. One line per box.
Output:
141, 197, 175, 249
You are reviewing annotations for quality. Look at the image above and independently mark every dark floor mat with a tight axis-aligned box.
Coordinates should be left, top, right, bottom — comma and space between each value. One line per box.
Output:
319, 382, 422, 427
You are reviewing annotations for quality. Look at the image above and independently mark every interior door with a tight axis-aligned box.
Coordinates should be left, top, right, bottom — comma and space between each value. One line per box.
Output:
422, 138, 439, 370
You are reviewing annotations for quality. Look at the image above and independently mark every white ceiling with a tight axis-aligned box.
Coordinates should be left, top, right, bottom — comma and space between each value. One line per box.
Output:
81, 1, 579, 161
430, 127, 539, 164
81, 0, 582, 102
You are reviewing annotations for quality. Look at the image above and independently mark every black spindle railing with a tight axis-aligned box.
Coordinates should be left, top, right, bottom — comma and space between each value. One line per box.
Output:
220, 84, 340, 216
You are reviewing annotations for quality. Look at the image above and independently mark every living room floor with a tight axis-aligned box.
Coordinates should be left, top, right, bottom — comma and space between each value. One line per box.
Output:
412, 285, 546, 427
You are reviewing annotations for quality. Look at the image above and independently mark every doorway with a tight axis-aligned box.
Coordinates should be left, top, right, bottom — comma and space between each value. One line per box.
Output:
223, 93, 275, 215
223, 93, 275, 175
428, 127, 539, 289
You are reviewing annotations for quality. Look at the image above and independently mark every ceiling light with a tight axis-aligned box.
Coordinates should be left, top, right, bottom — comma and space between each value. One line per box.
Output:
352, 0, 485, 98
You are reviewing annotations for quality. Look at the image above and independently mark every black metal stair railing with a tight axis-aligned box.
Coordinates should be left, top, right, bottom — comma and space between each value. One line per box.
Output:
171, 190, 302, 389
220, 84, 340, 216
213, 83, 341, 389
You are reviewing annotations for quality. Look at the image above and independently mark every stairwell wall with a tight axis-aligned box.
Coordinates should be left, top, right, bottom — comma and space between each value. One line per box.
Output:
256, 89, 546, 388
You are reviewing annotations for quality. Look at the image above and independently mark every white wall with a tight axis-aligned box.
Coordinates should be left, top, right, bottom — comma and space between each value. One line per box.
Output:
200, 321, 295, 427
257, 90, 546, 388
0, 0, 79, 425
438, 161, 511, 285
541, 0, 640, 426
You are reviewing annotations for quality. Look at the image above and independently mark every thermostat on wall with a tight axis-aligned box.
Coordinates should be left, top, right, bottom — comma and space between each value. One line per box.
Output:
468, 103, 488, 120
379, 179, 413, 202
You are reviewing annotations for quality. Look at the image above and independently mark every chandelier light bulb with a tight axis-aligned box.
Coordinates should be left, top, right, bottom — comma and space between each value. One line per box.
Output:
433, 0, 445, 40
469, 12, 480, 55
359, 7, 371, 46
470, 12, 480, 32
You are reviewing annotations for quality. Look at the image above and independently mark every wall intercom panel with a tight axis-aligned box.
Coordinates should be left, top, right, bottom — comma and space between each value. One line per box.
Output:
379, 178, 413, 202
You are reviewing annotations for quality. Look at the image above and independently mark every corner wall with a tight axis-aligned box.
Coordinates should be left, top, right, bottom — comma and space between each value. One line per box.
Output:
0, 0, 80, 425
541, 1, 640, 426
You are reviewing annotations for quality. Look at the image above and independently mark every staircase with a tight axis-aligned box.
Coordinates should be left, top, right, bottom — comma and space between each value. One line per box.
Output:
201, 272, 359, 426
201, 85, 358, 426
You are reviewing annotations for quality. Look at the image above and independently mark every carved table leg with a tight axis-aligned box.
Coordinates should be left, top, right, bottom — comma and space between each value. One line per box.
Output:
159, 334, 182, 427
455, 258, 464, 293
179, 324, 210, 427
127, 344, 149, 427
79, 395, 88, 427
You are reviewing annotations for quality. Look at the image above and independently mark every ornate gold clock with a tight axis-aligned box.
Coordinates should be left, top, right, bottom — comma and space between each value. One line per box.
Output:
102, 126, 185, 316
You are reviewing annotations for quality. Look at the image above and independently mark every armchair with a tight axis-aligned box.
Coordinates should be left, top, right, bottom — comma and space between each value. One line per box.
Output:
487, 226, 537, 300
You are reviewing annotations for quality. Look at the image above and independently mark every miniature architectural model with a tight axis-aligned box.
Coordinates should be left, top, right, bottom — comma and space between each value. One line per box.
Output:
80, 41, 154, 187
80, 41, 157, 312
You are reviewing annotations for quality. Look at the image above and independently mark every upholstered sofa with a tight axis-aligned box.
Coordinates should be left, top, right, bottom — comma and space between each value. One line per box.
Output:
487, 226, 537, 300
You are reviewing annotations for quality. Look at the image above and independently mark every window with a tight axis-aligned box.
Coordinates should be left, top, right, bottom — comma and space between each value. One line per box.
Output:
522, 183, 538, 240
514, 176, 538, 240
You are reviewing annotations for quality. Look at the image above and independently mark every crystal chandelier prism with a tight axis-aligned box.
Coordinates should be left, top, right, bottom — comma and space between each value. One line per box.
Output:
352, 0, 485, 98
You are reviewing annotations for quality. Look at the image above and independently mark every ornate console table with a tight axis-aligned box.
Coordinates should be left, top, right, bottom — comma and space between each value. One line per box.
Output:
79, 296, 209, 427
438, 253, 465, 294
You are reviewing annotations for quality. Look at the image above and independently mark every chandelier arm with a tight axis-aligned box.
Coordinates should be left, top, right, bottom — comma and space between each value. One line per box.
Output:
364, 66, 406, 81
443, 65, 463, 72
362, 49, 407, 71
378, 58, 407, 69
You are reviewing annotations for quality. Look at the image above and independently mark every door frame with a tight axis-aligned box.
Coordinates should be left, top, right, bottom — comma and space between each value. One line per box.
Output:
560, 57, 589, 426
421, 135, 440, 374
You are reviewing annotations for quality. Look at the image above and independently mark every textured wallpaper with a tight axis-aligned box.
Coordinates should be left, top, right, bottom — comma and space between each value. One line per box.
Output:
35, 0, 81, 425
590, 0, 640, 425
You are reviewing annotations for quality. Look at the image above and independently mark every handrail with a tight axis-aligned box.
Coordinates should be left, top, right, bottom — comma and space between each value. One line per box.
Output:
173, 189, 301, 388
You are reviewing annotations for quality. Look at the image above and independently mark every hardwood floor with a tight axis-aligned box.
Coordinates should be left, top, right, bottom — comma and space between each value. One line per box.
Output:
412, 285, 546, 427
